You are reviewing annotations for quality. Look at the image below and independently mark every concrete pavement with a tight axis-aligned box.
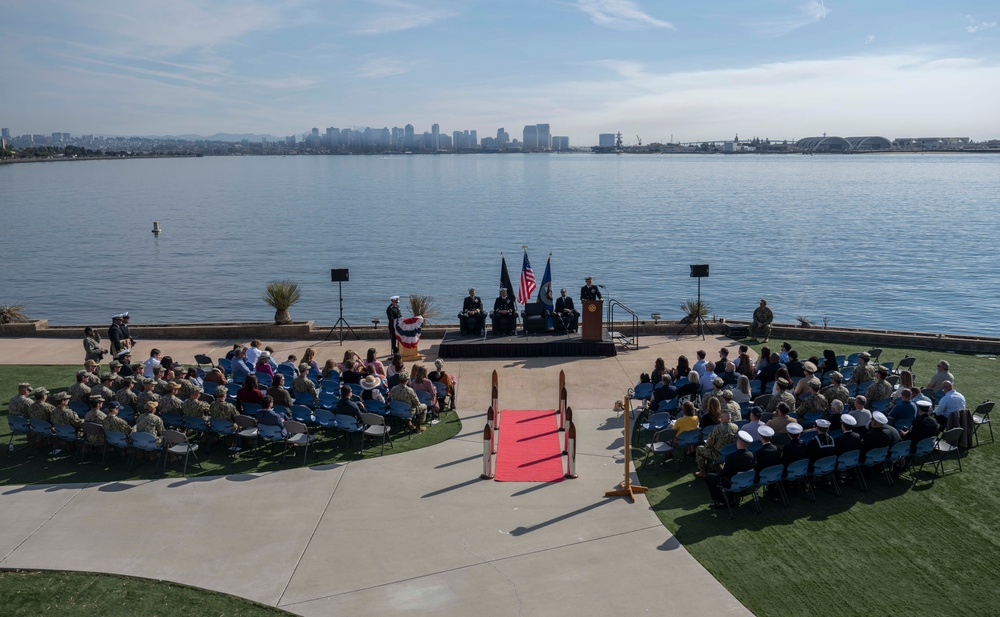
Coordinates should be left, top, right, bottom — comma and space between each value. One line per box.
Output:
0, 334, 753, 616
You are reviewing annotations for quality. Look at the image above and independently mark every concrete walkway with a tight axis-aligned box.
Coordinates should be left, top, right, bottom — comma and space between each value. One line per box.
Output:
0, 334, 752, 616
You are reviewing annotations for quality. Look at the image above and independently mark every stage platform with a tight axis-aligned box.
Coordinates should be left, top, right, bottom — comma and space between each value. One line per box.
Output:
436, 330, 617, 359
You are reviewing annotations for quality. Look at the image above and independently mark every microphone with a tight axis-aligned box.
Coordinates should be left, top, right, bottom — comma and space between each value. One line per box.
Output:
598, 285, 607, 289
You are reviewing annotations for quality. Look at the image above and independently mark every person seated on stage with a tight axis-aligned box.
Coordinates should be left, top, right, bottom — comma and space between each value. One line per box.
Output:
751, 298, 774, 343
490, 288, 517, 335
580, 277, 602, 302
458, 288, 486, 335
554, 288, 580, 333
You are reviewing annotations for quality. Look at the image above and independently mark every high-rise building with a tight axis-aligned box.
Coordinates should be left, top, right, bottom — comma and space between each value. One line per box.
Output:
536, 124, 550, 151
404, 124, 415, 149
1, 128, 9, 139
552, 136, 569, 151
431, 123, 440, 150
599, 133, 616, 147
523, 125, 538, 150
496, 128, 509, 146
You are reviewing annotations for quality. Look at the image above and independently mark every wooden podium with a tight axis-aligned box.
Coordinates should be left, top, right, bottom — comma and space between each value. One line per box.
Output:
581, 300, 603, 342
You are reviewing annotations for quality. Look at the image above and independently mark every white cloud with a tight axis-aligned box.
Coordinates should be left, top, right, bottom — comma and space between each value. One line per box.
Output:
357, 57, 409, 79
865, 34, 876, 45
751, 0, 828, 37
965, 15, 997, 33
353, 0, 456, 34
574, 0, 674, 30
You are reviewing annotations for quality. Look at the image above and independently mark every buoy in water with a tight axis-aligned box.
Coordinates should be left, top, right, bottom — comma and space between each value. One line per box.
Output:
152, 221, 161, 235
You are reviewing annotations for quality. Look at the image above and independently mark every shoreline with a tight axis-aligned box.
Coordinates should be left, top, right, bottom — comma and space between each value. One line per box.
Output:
4, 317, 999, 354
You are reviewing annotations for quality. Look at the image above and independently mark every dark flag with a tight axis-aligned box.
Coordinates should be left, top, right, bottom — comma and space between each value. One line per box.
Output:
500, 254, 515, 301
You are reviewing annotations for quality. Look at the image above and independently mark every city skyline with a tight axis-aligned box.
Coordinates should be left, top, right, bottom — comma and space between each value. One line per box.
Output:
2, 1, 999, 142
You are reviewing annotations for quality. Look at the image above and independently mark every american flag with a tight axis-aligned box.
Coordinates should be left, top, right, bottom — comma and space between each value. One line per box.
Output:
518, 251, 536, 304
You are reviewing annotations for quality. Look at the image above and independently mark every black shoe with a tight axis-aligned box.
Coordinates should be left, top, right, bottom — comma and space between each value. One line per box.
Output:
709, 502, 727, 509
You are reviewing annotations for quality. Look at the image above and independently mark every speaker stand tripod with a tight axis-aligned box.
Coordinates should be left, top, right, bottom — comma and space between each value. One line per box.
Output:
678, 276, 714, 340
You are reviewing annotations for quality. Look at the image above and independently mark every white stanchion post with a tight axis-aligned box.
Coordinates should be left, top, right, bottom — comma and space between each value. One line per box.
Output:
559, 387, 567, 432
565, 421, 578, 479
481, 423, 494, 480
492, 385, 499, 432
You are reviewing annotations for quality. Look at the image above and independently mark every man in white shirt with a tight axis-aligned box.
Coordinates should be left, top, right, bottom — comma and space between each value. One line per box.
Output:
700, 362, 718, 394
142, 348, 162, 378
934, 381, 966, 422
692, 350, 708, 377
245, 339, 262, 365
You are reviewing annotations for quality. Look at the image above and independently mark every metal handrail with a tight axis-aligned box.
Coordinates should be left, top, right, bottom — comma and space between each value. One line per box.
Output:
608, 300, 639, 350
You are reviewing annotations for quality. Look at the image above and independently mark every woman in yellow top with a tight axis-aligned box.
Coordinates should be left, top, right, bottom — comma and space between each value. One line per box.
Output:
672, 400, 700, 435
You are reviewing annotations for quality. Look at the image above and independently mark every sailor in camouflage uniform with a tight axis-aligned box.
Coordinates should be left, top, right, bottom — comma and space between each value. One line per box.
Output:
864, 367, 894, 404
209, 387, 239, 432
134, 379, 161, 414
136, 401, 165, 445
83, 395, 107, 444
720, 390, 742, 421
796, 382, 829, 416
8, 382, 33, 418
694, 411, 739, 477
28, 388, 56, 423
849, 352, 878, 385
158, 382, 184, 415
102, 402, 133, 439
292, 365, 319, 399
90, 374, 116, 403
116, 377, 139, 410
751, 299, 774, 342
820, 371, 850, 408
792, 361, 822, 402
181, 386, 210, 419
51, 392, 83, 430
67, 371, 93, 403
151, 366, 169, 394
766, 377, 797, 414
108, 361, 127, 391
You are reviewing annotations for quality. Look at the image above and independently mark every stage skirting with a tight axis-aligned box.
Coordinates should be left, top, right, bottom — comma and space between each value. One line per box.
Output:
437, 331, 617, 359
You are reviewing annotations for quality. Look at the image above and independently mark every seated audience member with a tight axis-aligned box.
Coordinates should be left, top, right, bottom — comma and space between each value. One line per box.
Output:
835, 414, 862, 454
245, 339, 263, 365
321, 359, 338, 380
360, 374, 386, 404
933, 381, 966, 431
754, 425, 782, 482
255, 352, 275, 378
819, 349, 839, 376
267, 374, 294, 408
410, 365, 440, 415
827, 399, 846, 431
718, 362, 739, 386
256, 396, 286, 436
670, 355, 691, 382
864, 367, 894, 403
785, 349, 804, 377
720, 390, 742, 421
136, 401, 165, 446
650, 374, 677, 412
279, 355, 300, 378
364, 348, 387, 376
741, 406, 765, 441
888, 388, 918, 429
388, 373, 427, 432
735, 346, 755, 379
209, 386, 239, 432
902, 400, 938, 453
890, 370, 915, 402
301, 347, 320, 373
651, 357, 667, 387
428, 359, 456, 410
806, 419, 836, 471
692, 350, 708, 377
293, 365, 319, 399
861, 412, 901, 462
795, 381, 828, 417
779, 342, 792, 364
766, 402, 794, 434
767, 378, 796, 414
695, 410, 738, 478
102, 401, 132, 438
158, 382, 183, 415
181, 386, 210, 418
67, 370, 92, 403
849, 396, 872, 433
230, 347, 254, 383
705, 430, 756, 509
821, 371, 850, 408
204, 367, 227, 385
236, 375, 265, 412
8, 382, 33, 418
926, 360, 955, 391
850, 352, 878, 385
756, 353, 781, 387
731, 376, 753, 405
793, 361, 821, 401
780, 423, 808, 469
700, 397, 723, 429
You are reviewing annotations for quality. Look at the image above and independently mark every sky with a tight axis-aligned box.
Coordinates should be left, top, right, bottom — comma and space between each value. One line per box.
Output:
1, 0, 998, 145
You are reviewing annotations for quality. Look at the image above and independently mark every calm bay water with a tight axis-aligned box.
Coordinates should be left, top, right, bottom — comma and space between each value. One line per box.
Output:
2, 153, 998, 336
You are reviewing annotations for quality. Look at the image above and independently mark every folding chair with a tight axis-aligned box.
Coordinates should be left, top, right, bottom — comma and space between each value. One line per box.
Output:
927, 428, 964, 476
755, 464, 788, 507
837, 449, 866, 491
971, 401, 994, 445
361, 412, 393, 455
720, 470, 760, 519
161, 429, 201, 475
284, 420, 317, 463
807, 455, 841, 500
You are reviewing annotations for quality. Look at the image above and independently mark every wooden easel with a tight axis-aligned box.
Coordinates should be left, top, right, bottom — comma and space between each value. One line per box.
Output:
604, 397, 648, 503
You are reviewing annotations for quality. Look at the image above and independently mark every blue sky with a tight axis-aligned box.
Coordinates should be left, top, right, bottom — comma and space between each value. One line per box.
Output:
1, 0, 998, 144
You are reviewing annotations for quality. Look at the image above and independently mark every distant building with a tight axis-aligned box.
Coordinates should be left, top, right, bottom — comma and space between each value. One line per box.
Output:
496, 128, 509, 147
795, 136, 851, 152
1, 128, 9, 139
845, 136, 892, 151
285, 135, 297, 145
599, 133, 615, 147
551, 136, 569, 151
523, 125, 538, 150
536, 124, 550, 150
431, 123, 440, 151
894, 137, 969, 150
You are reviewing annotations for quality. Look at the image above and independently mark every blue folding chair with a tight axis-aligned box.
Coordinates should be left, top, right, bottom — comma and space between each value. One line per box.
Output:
807, 455, 841, 500
242, 402, 262, 417
674, 430, 700, 470
320, 378, 340, 393
129, 431, 162, 470
749, 380, 762, 396
313, 409, 338, 438
755, 464, 788, 507
363, 400, 387, 415
69, 400, 89, 415
870, 399, 891, 413
860, 446, 890, 487
291, 404, 316, 425
720, 470, 760, 519
53, 423, 82, 451
641, 412, 671, 433
161, 412, 184, 430
257, 424, 286, 454
7, 415, 31, 452
103, 430, 130, 465
202, 381, 219, 396
317, 391, 338, 410
845, 353, 861, 367
837, 449, 865, 490
28, 418, 53, 449
294, 391, 316, 408
217, 358, 232, 376
333, 413, 364, 450
783, 459, 810, 499
256, 373, 273, 387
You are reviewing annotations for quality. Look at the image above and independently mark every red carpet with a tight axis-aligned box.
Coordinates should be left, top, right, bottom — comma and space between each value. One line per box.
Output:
493, 409, 565, 482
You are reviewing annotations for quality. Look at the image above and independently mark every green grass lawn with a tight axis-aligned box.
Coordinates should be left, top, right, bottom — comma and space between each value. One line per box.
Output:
636, 338, 998, 617
0, 365, 460, 486
0, 570, 290, 616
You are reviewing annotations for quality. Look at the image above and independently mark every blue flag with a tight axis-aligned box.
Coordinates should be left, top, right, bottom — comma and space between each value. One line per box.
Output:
537, 254, 553, 328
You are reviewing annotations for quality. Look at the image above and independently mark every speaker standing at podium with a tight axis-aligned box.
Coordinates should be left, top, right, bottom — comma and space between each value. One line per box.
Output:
386, 296, 401, 354
580, 276, 602, 302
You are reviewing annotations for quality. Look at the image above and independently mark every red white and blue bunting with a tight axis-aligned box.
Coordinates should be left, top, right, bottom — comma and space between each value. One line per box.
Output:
394, 316, 424, 349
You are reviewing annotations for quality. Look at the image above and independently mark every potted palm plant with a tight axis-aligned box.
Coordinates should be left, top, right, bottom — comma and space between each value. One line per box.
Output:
408, 294, 440, 323
262, 281, 301, 325
679, 298, 710, 324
